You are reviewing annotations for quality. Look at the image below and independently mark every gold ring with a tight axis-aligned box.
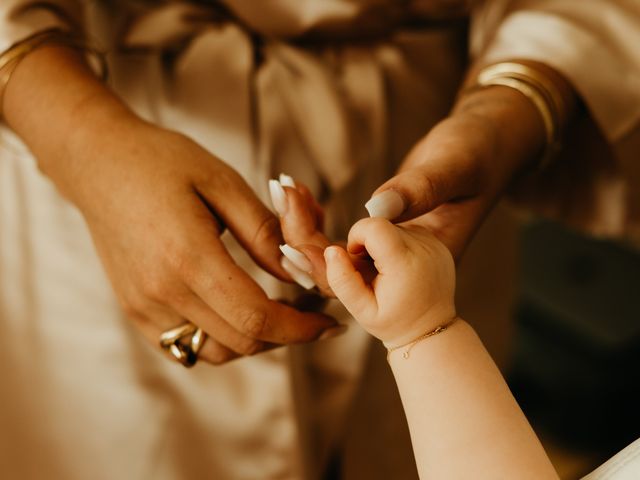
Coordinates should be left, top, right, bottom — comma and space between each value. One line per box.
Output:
159, 322, 207, 368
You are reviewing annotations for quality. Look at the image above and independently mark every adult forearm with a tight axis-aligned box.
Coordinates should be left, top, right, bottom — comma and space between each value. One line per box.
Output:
2, 45, 138, 197
374, 59, 579, 257
402, 60, 577, 189
454, 59, 577, 175
389, 319, 558, 480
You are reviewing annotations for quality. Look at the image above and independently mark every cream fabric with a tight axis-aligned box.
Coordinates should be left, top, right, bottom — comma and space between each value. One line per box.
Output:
0, 1, 639, 479
582, 438, 640, 480
471, 0, 640, 242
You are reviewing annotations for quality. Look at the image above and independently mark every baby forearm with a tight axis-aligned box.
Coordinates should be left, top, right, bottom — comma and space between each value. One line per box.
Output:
389, 319, 558, 480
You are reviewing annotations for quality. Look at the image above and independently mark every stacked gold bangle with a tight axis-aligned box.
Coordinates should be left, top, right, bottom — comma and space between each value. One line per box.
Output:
471, 62, 565, 170
0, 28, 107, 120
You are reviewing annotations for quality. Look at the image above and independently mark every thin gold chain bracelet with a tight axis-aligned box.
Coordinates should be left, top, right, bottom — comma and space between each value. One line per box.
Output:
386, 318, 458, 362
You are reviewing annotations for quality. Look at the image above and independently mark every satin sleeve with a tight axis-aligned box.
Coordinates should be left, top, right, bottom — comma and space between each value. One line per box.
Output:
0, 0, 86, 52
468, 0, 640, 243
471, 0, 640, 142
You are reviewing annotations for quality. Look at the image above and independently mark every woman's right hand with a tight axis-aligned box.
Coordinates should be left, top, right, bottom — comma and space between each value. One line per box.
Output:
3, 45, 337, 365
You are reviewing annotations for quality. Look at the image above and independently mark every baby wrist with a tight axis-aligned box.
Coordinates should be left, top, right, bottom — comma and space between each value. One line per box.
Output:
384, 315, 460, 361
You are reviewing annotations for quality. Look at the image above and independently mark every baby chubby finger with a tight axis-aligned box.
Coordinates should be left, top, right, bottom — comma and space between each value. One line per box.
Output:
324, 246, 377, 319
346, 217, 408, 273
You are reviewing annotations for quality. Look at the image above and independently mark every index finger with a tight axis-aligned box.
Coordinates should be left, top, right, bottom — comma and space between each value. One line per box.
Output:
347, 218, 408, 274
195, 163, 289, 281
188, 241, 337, 344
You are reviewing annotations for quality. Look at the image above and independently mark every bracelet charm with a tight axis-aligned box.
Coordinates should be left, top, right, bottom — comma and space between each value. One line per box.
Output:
386, 318, 458, 361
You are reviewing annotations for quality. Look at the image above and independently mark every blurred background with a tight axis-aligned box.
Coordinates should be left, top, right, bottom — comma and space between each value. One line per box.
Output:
456, 206, 640, 480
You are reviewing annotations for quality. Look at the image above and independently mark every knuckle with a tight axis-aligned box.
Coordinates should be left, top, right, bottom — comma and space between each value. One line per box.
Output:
417, 170, 440, 205
140, 278, 170, 302
209, 164, 238, 191
252, 215, 281, 249
165, 288, 192, 308
239, 309, 268, 339
164, 245, 193, 279
119, 293, 151, 318
140, 266, 191, 305
165, 243, 215, 291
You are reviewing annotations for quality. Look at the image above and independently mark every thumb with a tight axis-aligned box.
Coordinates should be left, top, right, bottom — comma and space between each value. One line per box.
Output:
365, 144, 481, 223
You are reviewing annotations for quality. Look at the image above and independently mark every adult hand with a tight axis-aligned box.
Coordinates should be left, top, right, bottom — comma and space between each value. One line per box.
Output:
270, 175, 376, 298
86, 123, 340, 363
365, 63, 576, 258
4, 46, 338, 366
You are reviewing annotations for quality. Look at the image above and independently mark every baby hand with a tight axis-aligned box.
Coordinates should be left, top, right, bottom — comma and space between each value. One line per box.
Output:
324, 218, 457, 347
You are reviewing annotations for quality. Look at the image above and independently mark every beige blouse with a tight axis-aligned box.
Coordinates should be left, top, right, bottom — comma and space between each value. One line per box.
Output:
0, 1, 639, 480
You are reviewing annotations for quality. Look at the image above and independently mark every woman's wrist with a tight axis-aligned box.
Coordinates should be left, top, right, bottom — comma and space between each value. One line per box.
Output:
452, 85, 546, 178
398, 81, 549, 202
3, 44, 146, 199
453, 59, 577, 175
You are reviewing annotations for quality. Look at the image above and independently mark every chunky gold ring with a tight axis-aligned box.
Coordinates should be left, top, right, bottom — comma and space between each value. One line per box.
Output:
159, 322, 207, 368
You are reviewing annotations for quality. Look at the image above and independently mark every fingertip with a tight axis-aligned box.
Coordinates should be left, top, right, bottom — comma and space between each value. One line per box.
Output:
323, 245, 341, 262
268, 179, 288, 217
324, 246, 348, 282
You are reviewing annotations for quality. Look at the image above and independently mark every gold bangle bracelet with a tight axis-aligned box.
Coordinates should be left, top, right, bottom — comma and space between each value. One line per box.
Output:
477, 62, 565, 128
468, 62, 565, 170
479, 76, 555, 146
0, 29, 107, 120
386, 318, 458, 361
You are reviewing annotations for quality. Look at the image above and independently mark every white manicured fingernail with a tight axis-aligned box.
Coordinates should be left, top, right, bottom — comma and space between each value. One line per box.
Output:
279, 173, 296, 188
318, 325, 348, 341
269, 179, 288, 216
365, 190, 405, 219
280, 244, 313, 272
280, 257, 316, 290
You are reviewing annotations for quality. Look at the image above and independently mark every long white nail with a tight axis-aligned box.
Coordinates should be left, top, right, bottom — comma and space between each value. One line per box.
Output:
280, 244, 312, 272
365, 190, 405, 219
269, 179, 288, 216
279, 173, 295, 188
318, 325, 348, 341
280, 257, 315, 290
